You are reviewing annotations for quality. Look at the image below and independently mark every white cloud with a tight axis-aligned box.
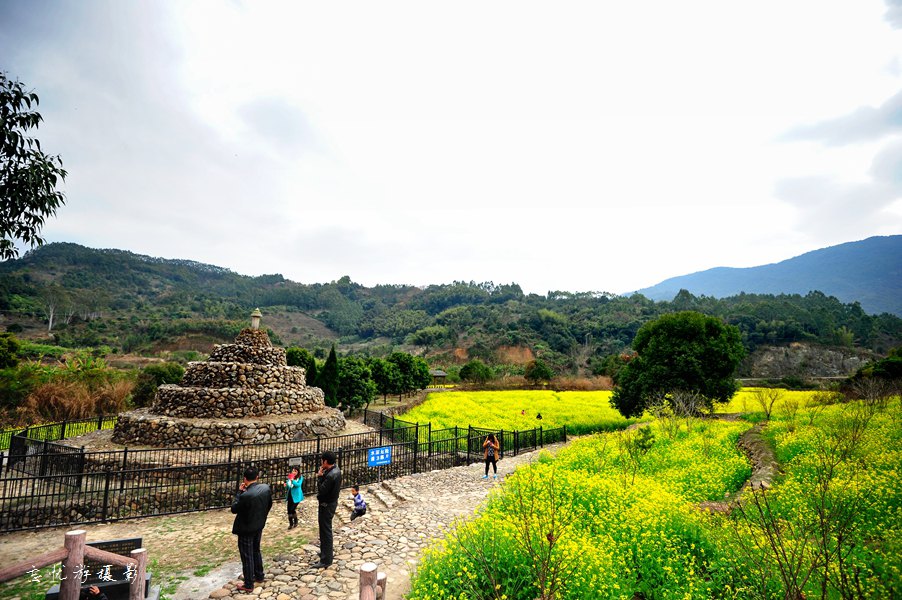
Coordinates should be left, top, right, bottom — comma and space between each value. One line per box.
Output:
2, 0, 901, 295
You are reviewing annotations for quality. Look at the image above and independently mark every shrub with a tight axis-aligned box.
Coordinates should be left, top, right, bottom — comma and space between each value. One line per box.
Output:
0, 362, 49, 420
22, 381, 94, 421
0, 332, 21, 368
459, 359, 493, 383
132, 362, 185, 407
95, 379, 134, 414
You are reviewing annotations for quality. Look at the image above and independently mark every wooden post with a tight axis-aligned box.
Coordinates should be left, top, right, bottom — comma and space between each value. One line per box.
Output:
129, 548, 147, 600
60, 529, 86, 600
359, 562, 378, 600
377, 571, 387, 598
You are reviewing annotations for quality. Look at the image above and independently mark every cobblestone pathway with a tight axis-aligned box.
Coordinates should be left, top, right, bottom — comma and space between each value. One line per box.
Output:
206, 441, 567, 600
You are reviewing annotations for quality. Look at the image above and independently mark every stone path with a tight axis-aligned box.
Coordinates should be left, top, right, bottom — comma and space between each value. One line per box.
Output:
203, 441, 568, 600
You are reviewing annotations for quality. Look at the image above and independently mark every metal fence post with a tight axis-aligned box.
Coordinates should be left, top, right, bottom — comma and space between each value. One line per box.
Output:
119, 447, 129, 494
102, 469, 113, 522
40, 440, 49, 476
97, 415, 104, 431
60, 420, 67, 440
412, 427, 419, 474
539, 426, 543, 448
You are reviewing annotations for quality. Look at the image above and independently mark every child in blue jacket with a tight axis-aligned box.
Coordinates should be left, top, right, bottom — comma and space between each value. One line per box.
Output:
350, 485, 367, 521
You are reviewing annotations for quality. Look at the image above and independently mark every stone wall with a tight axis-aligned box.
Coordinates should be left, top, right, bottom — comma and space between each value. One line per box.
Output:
208, 344, 286, 367
112, 409, 346, 447
180, 362, 308, 389
153, 385, 325, 418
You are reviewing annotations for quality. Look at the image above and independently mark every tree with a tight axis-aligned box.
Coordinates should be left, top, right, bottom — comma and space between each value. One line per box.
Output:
368, 357, 401, 403
337, 355, 377, 412
411, 355, 432, 390
524, 359, 554, 385
39, 284, 69, 332
407, 325, 451, 354
286, 346, 318, 385
1, 72, 68, 260
459, 359, 493, 384
318, 345, 340, 407
610, 311, 745, 418
384, 351, 432, 399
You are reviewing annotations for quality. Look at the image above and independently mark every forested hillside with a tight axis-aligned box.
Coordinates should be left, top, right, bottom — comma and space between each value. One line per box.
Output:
1, 243, 901, 375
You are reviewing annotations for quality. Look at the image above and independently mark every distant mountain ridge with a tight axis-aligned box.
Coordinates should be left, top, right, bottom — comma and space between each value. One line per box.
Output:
634, 236, 902, 316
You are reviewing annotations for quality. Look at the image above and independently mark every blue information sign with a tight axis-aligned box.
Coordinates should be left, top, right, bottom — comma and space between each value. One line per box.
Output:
367, 446, 392, 467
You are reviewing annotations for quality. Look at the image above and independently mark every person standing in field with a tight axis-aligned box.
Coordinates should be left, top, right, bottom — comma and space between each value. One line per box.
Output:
285, 465, 304, 530
231, 466, 273, 593
482, 433, 500, 479
312, 450, 342, 568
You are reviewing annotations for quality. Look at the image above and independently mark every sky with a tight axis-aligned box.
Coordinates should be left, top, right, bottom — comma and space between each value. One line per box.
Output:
2, 0, 901, 296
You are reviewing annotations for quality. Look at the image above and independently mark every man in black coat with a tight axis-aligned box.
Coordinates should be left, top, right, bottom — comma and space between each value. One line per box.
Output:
231, 466, 273, 592
312, 450, 342, 568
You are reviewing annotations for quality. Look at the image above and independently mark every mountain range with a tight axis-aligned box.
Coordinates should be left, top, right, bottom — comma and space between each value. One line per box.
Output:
1, 237, 900, 366
634, 235, 902, 316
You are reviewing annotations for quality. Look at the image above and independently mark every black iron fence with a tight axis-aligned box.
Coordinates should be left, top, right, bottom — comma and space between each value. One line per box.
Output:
0, 413, 565, 532
0, 415, 118, 451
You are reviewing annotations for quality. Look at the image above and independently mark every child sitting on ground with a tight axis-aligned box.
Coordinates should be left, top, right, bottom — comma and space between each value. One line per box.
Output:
350, 485, 367, 521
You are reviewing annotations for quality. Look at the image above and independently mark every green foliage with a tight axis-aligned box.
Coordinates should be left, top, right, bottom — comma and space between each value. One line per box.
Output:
319, 345, 340, 407
132, 362, 185, 407
337, 355, 376, 411
386, 351, 431, 397
853, 345, 902, 382
524, 358, 554, 384
286, 346, 318, 385
407, 325, 451, 349
367, 357, 401, 401
459, 359, 493, 384
1, 72, 68, 260
611, 311, 745, 418
0, 332, 21, 368
0, 361, 48, 415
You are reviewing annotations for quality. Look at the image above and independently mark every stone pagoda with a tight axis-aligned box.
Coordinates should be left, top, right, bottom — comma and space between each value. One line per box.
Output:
113, 310, 345, 447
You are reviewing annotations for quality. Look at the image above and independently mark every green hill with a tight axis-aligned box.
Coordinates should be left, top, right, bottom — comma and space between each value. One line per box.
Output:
1, 243, 900, 373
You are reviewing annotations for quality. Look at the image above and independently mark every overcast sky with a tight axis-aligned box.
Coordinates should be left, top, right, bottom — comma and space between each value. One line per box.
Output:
2, 0, 901, 295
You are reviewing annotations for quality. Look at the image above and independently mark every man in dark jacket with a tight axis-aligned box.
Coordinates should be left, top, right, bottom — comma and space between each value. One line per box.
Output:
312, 450, 342, 568
231, 466, 273, 592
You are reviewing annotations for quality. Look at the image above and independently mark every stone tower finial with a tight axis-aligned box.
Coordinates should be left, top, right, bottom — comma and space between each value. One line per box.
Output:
250, 308, 263, 330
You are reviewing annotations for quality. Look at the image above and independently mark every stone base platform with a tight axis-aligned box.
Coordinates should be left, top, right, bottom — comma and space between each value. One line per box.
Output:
112, 408, 346, 448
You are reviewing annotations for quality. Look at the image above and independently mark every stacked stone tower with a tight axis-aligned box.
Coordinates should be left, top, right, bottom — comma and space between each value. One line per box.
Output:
113, 316, 345, 448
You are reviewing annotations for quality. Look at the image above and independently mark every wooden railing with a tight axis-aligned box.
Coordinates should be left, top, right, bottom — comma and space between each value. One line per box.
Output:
0, 529, 146, 600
